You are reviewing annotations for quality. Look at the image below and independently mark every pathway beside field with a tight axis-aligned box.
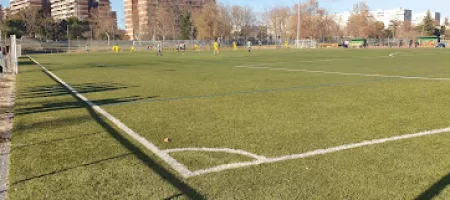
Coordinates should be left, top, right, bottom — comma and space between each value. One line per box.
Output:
0, 74, 15, 200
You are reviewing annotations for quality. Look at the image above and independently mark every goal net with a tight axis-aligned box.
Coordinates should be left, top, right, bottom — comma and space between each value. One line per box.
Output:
295, 40, 317, 49
132, 41, 160, 51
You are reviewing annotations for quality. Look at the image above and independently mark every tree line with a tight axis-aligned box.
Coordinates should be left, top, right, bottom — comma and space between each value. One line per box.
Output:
1, 0, 448, 42
0, 6, 125, 41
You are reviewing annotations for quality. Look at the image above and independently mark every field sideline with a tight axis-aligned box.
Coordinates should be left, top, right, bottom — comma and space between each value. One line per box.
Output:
8, 48, 450, 199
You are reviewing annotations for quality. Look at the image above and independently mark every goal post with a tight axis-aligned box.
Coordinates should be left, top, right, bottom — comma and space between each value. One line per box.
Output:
132, 41, 160, 51
295, 40, 317, 49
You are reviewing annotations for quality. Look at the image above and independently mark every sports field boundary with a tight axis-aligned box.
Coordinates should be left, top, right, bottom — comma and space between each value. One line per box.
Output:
26, 55, 450, 179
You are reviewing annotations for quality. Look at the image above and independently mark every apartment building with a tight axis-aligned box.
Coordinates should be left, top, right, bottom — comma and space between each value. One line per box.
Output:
9, 0, 42, 15
50, 0, 111, 21
124, 0, 215, 40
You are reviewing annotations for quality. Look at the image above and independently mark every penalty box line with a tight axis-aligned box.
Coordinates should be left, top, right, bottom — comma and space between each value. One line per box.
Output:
27, 56, 193, 178
236, 66, 450, 81
188, 126, 450, 177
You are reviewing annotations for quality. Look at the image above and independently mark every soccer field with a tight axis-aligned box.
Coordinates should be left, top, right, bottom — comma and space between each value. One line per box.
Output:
9, 49, 450, 199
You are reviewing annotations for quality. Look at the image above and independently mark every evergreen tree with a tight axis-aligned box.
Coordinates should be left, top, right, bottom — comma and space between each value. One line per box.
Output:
421, 10, 435, 36
180, 11, 193, 40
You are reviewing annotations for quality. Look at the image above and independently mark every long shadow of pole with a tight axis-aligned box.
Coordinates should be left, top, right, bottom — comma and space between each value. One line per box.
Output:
415, 173, 450, 200
39, 67, 206, 199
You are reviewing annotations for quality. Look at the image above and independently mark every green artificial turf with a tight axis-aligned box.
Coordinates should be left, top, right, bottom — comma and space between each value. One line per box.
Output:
9, 48, 450, 199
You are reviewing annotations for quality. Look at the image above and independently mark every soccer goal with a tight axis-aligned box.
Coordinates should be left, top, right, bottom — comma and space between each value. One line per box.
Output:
132, 41, 160, 51
295, 40, 317, 49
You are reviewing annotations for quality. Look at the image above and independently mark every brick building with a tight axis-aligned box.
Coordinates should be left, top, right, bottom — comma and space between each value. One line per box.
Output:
124, 0, 215, 40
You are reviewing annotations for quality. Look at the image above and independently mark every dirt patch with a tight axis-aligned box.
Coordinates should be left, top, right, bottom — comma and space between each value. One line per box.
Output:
0, 74, 14, 200
0, 74, 15, 142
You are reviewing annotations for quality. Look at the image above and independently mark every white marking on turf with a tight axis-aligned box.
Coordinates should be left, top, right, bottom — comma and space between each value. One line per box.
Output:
163, 148, 267, 160
389, 52, 401, 57
186, 126, 450, 177
27, 56, 193, 178
235, 55, 389, 68
236, 66, 450, 81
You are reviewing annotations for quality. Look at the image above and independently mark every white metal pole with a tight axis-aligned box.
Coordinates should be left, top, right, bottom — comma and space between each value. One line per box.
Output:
11, 35, 17, 74
67, 25, 70, 53
297, 0, 300, 49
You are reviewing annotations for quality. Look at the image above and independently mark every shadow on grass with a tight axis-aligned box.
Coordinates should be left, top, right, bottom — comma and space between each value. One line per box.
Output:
415, 173, 450, 200
14, 115, 94, 132
16, 95, 158, 115
19, 82, 134, 99
11, 153, 133, 185
18, 60, 35, 66
12, 131, 103, 150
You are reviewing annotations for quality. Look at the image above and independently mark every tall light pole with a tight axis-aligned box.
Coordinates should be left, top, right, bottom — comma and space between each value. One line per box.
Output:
296, 0, 300, 48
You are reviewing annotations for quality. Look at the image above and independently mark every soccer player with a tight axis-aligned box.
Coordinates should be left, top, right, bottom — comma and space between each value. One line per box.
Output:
156, 43, 163, 56
233, 41, 237, 51
194, 44, 199, 51
214, 39, 220, 55
247, 40, 252, 52
85, 45, 89, 54
181, 43, 186, 55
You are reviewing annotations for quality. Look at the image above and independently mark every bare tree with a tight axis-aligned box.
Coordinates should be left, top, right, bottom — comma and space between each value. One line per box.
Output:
346, 2, 373, 38
193, 3, 217, 40
230, 5, 255, 37
90, 7, 116, 44
265, 7, 289, 41
156, 6, 177, 41
287, 0, 341, 41
216, 4, 233, 40
17, 6, 40, 37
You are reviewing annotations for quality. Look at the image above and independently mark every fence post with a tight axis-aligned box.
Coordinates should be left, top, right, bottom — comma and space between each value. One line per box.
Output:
10, 35, 18, 74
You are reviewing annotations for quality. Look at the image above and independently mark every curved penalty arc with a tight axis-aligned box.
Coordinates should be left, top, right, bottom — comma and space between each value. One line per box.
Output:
162, 147, 267, 160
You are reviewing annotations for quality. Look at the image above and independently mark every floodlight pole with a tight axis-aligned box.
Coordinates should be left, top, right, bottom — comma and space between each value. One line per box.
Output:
67, 25, 70, 53
296, 0, 300, 48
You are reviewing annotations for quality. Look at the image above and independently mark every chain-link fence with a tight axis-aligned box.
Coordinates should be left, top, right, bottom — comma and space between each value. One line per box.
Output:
14, 36, 436, 54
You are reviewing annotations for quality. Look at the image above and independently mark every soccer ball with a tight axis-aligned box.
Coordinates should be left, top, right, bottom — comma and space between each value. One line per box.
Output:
164, 138, 171, 143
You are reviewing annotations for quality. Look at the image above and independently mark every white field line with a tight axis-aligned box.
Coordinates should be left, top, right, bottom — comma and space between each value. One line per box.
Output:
187, 126, 450, 177
236, 66, 450, 81
236, 55, 388, 68
163, 148, 267, 160
27, 56, 193, 178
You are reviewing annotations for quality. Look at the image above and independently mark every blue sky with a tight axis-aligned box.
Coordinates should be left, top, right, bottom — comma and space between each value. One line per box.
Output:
114, 0, 450, 29
2, 0, 450, 29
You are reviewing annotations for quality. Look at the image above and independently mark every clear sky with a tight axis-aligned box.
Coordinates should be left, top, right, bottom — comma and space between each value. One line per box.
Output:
2, 0, 450, 29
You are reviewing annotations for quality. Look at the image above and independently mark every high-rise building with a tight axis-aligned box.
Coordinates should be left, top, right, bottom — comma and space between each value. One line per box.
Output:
124, 0, 215, 40
50, 0, 111, 20
435, 12, 441, 26
333, 8, 444, 28
0, 5, 4, 21
369, 8, 411, 28
9, 0, 42, 15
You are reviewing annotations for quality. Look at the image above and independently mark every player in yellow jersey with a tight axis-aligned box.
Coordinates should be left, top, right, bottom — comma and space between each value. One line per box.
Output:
233, 41, 237, 50
285, 40, 289, 48
214, 39, 219, 55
